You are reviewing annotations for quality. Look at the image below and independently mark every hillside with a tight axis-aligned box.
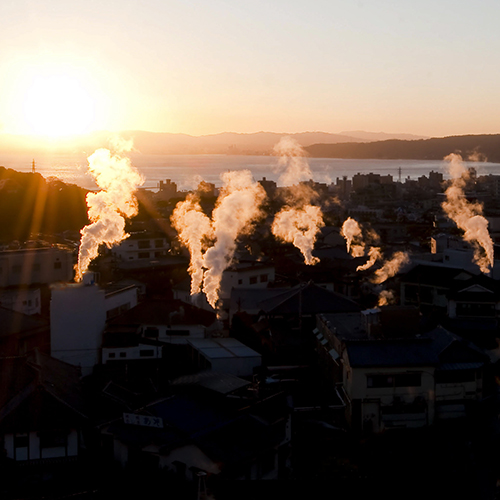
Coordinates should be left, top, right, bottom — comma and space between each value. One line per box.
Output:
0, 130, 425, 156
0, 167, 89, 241
305, 134, 500, 162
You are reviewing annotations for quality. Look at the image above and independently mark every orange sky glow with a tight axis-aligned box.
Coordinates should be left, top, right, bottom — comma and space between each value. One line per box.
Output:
1, 1, 500, 139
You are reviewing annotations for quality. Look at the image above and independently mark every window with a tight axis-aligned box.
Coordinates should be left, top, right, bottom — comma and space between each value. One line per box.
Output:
54, 261, 62, 269
14, 434, 29, 448
167, 330, 189, 336
140, 349, 155, 357
435, 370, 476, 383
155, 239, 164, 248
367, 373, 421, 388
138, 240, 151, 249
249, 276, 258, 285
145, 327, 159, 338
260, 274, 268, 283
138, 252, 150, 259
39, 430, 67, 448
119, 352, 127, 358
108, 352, 116, 359
238, 279, 243, 285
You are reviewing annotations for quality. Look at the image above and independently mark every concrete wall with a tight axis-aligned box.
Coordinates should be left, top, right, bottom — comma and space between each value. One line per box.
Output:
50, 282, 106, 374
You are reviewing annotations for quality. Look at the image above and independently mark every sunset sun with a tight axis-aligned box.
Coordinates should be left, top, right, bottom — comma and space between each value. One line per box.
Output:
22, 75, 97, 137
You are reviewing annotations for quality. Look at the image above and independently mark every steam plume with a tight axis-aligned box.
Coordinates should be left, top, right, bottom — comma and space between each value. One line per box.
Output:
171, 195, 213, 295
274, 137, 312, 186
202, 170, 266, 308
378, 290, 395, 306
357, 246, 383, 272
371, 251, 409, 284
76, 146, 144, 281
341, 217, 365, 257
272, 205, 324, 265
442, 153, 493, 273
270, 137, 324, 265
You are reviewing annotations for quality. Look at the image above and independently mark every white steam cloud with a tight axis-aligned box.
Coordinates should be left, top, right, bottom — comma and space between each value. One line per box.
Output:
371, 251, 409, 284
442, 153, 493, 273
272, 206, 324, 265
202, 170, 266, 307
378, 289, 396, 307
341, 217, 365, 258
274, 136, 313, 186
357, 246, 383, 272
76, 144, 144, 281
341, 217, 383, 272
171, 195, 214, 296
172, 170, 266, 309
271, 137, 324, 265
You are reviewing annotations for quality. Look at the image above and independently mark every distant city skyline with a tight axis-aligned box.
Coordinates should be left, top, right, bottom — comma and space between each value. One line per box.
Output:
1, 1, 500, 138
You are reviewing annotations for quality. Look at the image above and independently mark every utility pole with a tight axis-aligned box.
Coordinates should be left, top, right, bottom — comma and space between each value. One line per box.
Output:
31, 159, 36, 173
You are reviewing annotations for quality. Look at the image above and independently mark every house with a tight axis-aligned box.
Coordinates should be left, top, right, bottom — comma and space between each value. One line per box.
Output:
101, 387, 291, 481
0, 351, 88, 464
105, 298, 218, 347
0, 307, 49, 357
111, 231, 170, 267
316, 310, 488, 433
0, 246, 73, 287
0, 286, 42, 316
400, 264, 474, 311
231, 282, 360, 364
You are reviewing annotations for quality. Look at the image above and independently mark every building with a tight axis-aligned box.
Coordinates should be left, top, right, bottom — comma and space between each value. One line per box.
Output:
157, 179, 178, 200
111, 231, 170, 266
0, 247, 73, 287
0, 351, 88, 464
316, 310, 488, 433
50, 274, 138, 375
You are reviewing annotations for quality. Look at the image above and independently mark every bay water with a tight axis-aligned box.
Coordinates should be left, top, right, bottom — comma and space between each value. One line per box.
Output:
2, 152, 500, 191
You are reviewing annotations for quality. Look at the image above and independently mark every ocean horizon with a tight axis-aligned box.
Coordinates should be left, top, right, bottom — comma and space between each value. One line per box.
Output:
1, 152, 500, 191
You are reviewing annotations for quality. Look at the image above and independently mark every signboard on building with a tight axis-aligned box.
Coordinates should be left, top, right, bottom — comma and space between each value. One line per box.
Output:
123, 413, 164, 428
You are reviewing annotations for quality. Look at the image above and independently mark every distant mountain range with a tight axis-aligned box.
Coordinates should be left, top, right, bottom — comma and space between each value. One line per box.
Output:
0, 130, 427, 156
3, 130, 499, 161
305, 134, 500, 162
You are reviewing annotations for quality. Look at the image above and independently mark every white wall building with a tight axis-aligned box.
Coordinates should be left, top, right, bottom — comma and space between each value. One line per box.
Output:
0, 247, 73, 287
111, 232, 169, 265
50, 274, 138, 375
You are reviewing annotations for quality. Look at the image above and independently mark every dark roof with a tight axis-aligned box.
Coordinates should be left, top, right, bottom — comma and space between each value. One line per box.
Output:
448, 273, 500, 300
0, 351, 87, 430
109, 299, 216, 327
170, 371, 251, 395
259, 282, 360, 315
346, 337, 438, 367
0, 307, 49, 338
345, 325, 488, 369
401, 264, 474, 288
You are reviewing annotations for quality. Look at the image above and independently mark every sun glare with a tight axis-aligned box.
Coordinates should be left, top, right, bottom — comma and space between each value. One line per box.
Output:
22, 75, 97, 137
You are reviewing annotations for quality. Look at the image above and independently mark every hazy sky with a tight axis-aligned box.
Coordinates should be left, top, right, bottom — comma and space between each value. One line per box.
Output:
1, 0, 500, 137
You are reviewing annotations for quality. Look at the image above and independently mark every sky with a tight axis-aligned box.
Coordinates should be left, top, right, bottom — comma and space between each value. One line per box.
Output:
1, 0, 500, 138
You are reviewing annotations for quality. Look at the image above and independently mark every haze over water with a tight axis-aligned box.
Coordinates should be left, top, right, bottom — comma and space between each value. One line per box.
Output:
2, 152, 500, 191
